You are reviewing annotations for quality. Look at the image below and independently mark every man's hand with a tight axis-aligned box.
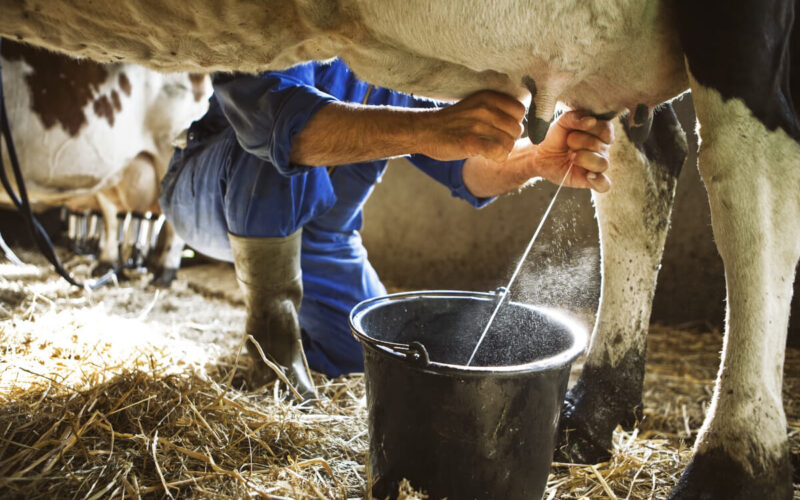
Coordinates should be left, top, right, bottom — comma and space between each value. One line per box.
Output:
461, 110, 615, 197
417, 90, 526, 163
534, 111, 614, 192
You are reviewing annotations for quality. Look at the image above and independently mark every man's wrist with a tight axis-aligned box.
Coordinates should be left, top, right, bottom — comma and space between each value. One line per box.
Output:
401, 109, 432, 156
462, 140, 540, 197
502, 140, 539, 187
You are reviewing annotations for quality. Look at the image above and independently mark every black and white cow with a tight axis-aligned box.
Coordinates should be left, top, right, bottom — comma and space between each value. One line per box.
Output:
0, 40, 210, 283
0, 1, 797, 498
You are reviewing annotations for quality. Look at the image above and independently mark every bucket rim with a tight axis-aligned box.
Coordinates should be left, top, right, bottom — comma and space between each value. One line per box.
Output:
349, 289, 588, 375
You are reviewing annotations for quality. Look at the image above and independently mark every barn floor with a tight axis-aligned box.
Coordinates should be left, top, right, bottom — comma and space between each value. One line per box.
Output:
0, 249, 798, 499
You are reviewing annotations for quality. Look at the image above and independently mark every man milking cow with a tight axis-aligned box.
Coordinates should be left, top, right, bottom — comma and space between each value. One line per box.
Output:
160, 59, 614, 397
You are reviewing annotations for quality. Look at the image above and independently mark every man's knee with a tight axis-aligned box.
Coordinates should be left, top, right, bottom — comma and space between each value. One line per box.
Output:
160, 143, 235, 261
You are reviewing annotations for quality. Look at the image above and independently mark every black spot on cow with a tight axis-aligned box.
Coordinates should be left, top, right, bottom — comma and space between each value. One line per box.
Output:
1, 39, 109, 136
93, 95, 114, 126
118, 72, 132, 96
676, 0, 800, 143
627, 104, 653, 144
621, 102, 688, 179
188, 73, 207, 102
110, 90, 122, 111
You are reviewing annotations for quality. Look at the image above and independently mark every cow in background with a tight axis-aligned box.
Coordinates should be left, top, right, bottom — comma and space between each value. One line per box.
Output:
0, 40, 210, 284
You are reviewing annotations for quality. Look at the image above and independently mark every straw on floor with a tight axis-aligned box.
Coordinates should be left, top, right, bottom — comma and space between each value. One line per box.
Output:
0, 252, 797, 499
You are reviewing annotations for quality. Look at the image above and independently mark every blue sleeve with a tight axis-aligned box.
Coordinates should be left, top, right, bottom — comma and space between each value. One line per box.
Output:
212, 64, 337, 176
406, 155, 495, 208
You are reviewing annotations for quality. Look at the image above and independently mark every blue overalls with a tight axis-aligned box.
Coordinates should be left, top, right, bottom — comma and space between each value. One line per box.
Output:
160, 59, 492, 377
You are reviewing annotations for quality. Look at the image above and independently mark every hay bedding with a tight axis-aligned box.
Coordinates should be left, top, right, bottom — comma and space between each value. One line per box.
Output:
0, 250, 798, 499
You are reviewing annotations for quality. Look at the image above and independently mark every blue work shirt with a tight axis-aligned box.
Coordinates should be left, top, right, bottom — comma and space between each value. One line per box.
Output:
161, 59, 493, 376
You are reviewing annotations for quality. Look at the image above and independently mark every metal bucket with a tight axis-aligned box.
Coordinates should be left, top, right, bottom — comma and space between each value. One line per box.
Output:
349, 290, 587, 500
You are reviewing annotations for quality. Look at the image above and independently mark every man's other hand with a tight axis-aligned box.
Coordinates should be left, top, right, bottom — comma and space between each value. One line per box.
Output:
461, 109, 615, 198
534, 111, 614, 192
418, 90, 526, 163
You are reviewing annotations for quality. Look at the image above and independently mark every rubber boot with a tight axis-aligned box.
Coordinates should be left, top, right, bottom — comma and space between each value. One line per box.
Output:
228, 230, 317, 400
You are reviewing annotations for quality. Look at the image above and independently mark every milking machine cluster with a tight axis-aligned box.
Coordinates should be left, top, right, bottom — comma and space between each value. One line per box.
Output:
60, 208, 166, 272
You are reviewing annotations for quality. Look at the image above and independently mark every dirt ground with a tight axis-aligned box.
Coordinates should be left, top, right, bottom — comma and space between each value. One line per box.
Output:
0, 249, 798, 499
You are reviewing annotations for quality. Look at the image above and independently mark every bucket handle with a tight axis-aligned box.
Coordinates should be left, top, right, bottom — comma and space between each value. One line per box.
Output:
362, 337, 431, 366
352, 288, 509, 367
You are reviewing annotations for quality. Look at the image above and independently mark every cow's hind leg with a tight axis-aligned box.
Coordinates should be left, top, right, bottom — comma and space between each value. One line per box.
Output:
667, 79, 799, 500
149, 219, 184, 287
93, 192, 120, 277
556, 104, 687, 463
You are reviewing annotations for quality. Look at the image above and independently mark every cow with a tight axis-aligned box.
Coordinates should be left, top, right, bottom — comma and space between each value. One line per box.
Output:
0, 40, 211, 284
0, 1, 797, 498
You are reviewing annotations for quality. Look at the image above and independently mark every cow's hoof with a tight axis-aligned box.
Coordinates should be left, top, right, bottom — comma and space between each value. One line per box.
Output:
555, 387, 615, 464
92, 261, 118, 278
555, 380, 633, 464
668, 447, 793, 500
150, 267, 178, 288
555, 349, 645, 464
554, 420, 612, 464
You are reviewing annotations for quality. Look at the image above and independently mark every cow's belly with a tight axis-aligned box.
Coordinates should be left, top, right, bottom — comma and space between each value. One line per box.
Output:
348, 0, 689, 110
1, 0, 687, 110
0, 1, 305, 73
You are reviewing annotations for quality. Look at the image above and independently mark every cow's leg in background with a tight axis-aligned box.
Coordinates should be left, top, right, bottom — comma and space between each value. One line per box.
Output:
666, 78, 799, 500
557, 104, 688, 463
148, 220, 184, 287
93, 191, 120, 276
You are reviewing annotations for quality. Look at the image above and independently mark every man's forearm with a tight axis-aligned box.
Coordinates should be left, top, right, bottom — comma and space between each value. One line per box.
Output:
291, 99, 536, 196
289, 90, 527, 167
289, 102, 426, 166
